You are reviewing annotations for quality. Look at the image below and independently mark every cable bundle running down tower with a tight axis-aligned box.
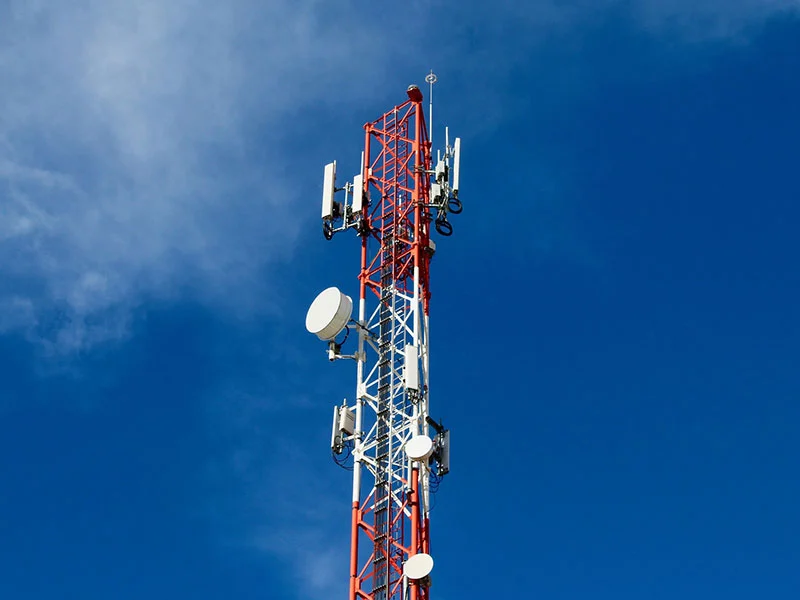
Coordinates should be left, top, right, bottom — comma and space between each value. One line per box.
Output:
305, 79, 461, 600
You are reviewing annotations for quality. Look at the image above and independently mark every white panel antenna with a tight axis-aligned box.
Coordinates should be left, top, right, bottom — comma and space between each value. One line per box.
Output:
352, 173, 364, 213
338, 406, 355, 435
435, 159, 446, 183
322, 161, 337, 219
404, 344, 419, 390
452, 138, 461, 197
331, 404, 355, 454
430, 182, 443, 204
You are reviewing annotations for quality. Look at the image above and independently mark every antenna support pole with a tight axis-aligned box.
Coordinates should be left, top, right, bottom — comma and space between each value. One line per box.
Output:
426, 71, 437, 147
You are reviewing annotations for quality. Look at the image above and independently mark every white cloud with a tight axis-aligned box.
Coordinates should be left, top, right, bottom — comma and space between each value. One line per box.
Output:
204, 392, 349, 600
0, 0, 422, 352
252, 516, 346, 600
0, 296, 37, 332
1, 0, 796, 352
2, 0, 795, 593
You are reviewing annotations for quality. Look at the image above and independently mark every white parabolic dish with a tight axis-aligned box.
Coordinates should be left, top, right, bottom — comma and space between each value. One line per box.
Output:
404, 435, 434, 461
404, 553, 434, 580
305, 287, 353, 341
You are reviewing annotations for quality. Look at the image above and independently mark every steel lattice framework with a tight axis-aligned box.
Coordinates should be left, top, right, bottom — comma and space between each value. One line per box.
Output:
350, 90, 433, 600
310, 82, 459, 600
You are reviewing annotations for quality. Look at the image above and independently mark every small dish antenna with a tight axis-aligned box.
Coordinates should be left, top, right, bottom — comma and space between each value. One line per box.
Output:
404, 435, 434, 461
404, 553, 434, 581
305, 287, 353, 340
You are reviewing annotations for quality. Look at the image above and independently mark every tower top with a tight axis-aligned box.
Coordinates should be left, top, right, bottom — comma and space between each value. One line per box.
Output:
407, 85, 423, 102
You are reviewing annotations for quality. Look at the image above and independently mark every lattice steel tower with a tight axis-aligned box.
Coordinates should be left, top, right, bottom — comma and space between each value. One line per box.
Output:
305, 78, 461, 600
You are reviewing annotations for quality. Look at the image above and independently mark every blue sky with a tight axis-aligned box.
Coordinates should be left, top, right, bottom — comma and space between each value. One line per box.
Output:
1, 1, 800, 598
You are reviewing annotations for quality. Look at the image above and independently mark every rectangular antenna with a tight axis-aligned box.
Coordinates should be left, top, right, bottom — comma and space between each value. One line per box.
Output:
321, 161, 336, 219
404, 344, 419, 390
452, 138, 461, 196
352, 173, 364, 213
331, 405, 341, 453
338, 406, 355, 435
430, 182, 443, 203
445, 126, 450, 151
435, 159, 446, 182
437, 430, 450, 476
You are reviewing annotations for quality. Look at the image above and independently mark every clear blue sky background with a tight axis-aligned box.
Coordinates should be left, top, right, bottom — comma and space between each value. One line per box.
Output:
1, 2, 799, 599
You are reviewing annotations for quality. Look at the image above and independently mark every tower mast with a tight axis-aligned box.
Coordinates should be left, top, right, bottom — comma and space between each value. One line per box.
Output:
306, 79, 462, 600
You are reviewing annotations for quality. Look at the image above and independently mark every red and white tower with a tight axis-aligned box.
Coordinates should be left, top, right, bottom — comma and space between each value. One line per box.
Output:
305, 77, 461, 600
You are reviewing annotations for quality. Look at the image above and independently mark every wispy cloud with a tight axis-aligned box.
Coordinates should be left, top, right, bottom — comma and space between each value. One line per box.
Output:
3, 0, 797, 590
2, 1, 798, 591
0, 0, 429, 352
1, 0, 796, 353
204, 386, 348, 600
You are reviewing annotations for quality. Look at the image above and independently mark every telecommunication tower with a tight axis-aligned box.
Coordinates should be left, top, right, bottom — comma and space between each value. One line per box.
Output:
305, 76, 462, 600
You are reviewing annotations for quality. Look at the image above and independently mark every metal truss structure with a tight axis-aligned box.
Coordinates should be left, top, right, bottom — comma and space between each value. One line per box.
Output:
307, 80, 461, 600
